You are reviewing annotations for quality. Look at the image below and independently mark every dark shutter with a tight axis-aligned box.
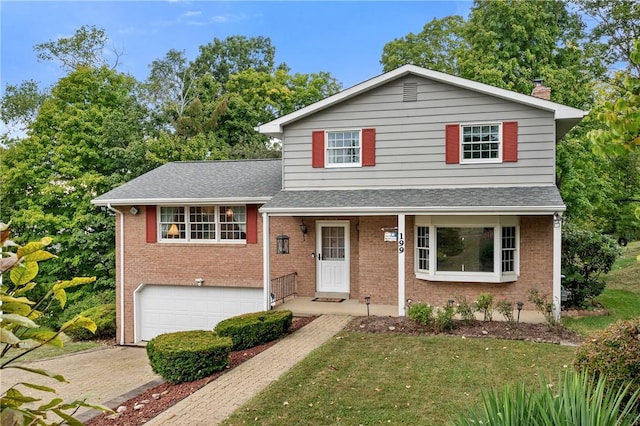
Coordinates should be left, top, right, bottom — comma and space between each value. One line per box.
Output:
362, 128, 376, 166
246, 204, 258, 244
445, 124, 460, 164
503, 121, 518, 162
146, 206, 157, 243
312, 130, 324, 168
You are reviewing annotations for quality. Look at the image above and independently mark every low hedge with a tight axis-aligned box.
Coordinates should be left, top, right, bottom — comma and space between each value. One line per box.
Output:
214, 310, 293, 351
66, 303, 116, 341
146, 330, 233, 383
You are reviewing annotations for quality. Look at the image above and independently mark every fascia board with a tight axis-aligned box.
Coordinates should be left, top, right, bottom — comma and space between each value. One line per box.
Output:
91, 197, 273, 206
260, 205, 566, 216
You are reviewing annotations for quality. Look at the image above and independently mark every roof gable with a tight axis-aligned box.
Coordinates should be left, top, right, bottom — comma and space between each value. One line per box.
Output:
258, 65, 585, 139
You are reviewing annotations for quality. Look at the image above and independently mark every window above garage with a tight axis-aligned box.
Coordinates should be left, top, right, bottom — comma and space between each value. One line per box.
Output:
158, 205, 247, 243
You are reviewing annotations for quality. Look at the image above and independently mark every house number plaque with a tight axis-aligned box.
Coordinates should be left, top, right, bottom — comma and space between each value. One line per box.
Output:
398, 233, 405, 253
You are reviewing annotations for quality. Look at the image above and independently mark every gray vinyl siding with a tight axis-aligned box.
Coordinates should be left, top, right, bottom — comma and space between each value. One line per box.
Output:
281, 75, 556, 190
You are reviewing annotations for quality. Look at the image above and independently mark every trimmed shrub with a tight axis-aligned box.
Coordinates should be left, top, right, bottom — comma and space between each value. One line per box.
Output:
407, 303, 434, 328
146, 330, 232, 383
573, 318, 640, 395
214, 310, 293, 351
66, 303, 116, 341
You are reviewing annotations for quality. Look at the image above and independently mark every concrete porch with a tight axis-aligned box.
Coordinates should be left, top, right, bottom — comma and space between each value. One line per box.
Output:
273, 297, 398, 317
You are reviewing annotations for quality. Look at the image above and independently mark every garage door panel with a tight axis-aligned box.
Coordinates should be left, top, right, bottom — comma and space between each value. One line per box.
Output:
138, 286, 263, 342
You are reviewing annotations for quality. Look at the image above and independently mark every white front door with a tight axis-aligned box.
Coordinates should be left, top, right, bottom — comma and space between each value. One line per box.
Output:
316, 221, 350, 294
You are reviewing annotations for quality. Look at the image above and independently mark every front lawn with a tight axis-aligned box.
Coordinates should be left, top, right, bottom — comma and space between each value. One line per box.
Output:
222, 332, 574, 425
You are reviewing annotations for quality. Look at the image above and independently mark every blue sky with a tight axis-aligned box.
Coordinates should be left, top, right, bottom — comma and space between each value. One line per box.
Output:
1, 1, 472, 94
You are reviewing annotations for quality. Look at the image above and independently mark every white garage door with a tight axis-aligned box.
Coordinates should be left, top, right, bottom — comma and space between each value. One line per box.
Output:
136, 285, 263, 342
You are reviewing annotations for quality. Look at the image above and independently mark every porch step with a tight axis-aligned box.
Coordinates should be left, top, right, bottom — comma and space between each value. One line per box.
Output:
315, 292, 350, 299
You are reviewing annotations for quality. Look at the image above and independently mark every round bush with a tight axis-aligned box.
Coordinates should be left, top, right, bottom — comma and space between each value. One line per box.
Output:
573, 318, 640, 394
214, 310, 293, 351
66, 303, 116, 341
146, 330, 233, 383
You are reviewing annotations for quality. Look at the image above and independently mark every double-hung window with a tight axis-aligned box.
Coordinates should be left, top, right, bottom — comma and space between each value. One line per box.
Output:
159, 205, 246, 242
326, 130, 361, 167
415, 216, 519, 283
461, 123, 501, 163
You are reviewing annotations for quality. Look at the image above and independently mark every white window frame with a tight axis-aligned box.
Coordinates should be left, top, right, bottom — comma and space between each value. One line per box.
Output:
460, 122, 502, 164
325, 129, 362, 168
158, 205, 246, 244
414, 216, 519, 283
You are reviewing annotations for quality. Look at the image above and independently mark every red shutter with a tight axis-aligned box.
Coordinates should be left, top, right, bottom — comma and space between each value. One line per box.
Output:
146, 206, 157, 243
445, 124, 460, 164
503, 121, 518, 162
246, 204, 258, 244
362, 128, 376, 166
312, 130, 325, 168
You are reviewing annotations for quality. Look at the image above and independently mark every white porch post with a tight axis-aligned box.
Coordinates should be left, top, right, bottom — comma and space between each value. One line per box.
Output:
397, 213, 406, 316
553, 215, 562, 320
262, 212, 271, 312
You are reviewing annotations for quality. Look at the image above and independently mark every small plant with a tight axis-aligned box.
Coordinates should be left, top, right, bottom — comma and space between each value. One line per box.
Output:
573, 318, 640, 396
435, 304, 456, 332
475, 293, 494, 321
146, 330, 232, 383
496, 299, 515, 324
528, 288, 557, 327
452, 370, 640, 426
214, 310, 293, 350
455, 295, 476, 322
407, 303, 434, 328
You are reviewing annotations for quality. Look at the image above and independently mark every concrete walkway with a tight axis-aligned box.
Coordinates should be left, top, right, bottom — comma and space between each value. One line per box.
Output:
145, 314, 353, 426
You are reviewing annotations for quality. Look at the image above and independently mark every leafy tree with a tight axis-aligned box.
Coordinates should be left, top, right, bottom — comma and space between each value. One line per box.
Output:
34, 25, 121, 71
561, 225, 621, 308
0, 80, 47, 135
381, 16, 466, 74
0, 222, 107, 424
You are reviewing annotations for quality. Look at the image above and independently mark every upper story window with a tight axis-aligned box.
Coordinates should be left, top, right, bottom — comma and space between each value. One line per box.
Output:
461, 123, 501, 163
415, 216, 519, 283
159, 205, 246, 242
326, 131, 361, 167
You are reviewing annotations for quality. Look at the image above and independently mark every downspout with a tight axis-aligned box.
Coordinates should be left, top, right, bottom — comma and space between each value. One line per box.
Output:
107, 204, 126, 345
262, 211, 271, 311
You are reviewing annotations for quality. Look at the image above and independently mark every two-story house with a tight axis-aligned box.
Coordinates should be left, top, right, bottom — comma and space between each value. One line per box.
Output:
93, 65, 585, 345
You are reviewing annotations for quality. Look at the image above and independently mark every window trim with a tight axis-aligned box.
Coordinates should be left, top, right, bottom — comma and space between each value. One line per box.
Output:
459, 122, 503, 165
414, 216, 519, 283
325, 129, 362, 168
158, 205, 247, 244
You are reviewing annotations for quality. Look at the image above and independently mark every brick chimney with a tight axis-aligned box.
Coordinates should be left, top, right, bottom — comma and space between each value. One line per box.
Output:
531, 78, 551, 100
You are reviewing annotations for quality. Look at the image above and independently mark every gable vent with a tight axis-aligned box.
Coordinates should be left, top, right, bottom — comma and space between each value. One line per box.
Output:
403, 82, 418, 102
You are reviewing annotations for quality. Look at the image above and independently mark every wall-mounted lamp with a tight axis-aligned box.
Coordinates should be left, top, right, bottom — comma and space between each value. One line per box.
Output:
276, 234, 290, 254
364, 295, 371, 316
299, 220, 308, 240
168, 223, 180, 238
130, 206, 139, 215
553, 212, 563, 227
195, 278, 204, 286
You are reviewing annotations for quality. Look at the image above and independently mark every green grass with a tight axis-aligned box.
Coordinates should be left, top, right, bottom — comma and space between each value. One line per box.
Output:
222, 333, 574, 425
563, 241, 640, 336
2, 338, 101, 363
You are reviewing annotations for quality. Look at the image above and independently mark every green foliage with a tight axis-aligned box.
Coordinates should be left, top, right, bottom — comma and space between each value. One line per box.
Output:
435, 304, 456, 332
562, 225, 621, 308
0, 80, 47, 132
452, 369, 640, 426
455, 295, 476, 322
573, 318, 640, 396
407, 303, 434, 328
1, 222, 108, 424
146, 330, 232, 384
528, 289, 558, 327
496, 299, 515, 324
475, 293, 494, 321
65, 304, 116, 341
214, 310, 293, 351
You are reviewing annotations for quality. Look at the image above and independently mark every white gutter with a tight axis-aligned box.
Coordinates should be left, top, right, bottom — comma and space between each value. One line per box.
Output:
262, 206, 566, 216
107, 204, 126, 346
92, 197, 273, 206
262, 212, 270, 311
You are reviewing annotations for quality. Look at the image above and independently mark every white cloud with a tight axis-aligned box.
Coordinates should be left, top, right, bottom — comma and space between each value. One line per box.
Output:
182, 10, 202, 18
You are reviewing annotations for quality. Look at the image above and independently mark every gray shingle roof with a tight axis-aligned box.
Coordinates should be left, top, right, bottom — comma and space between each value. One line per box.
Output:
261, 186, 565, 214
92, 159, 282, 205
